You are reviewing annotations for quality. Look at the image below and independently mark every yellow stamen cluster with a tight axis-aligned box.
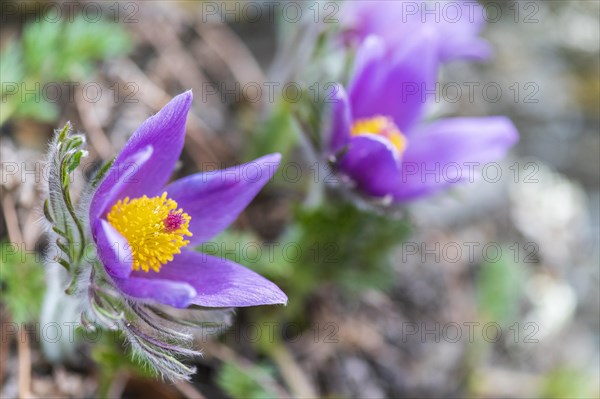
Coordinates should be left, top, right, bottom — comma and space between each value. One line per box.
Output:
107, 192, 192, 273
351, 115, 408, 154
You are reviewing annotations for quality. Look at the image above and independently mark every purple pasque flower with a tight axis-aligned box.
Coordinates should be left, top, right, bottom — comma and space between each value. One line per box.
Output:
327, 35, 518, 202
341, 0, 492, 62
89, 91, 287, 308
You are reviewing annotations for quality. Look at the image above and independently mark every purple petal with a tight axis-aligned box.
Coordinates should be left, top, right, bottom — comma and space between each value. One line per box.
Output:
337, 134, 401, 198
395, 116, 519, 200
439, 37, 492, 62
165, 154, 281, 245
346, 36, 386, 120
89, 145, 153, 222
90, 91, 192, 220
327, 83, 352, 153
348, 33, 438, 132
432, 1, 492, 61
136, 251, 287, 308
92, 219, 132, 278
340, 1, 402, 47
111, 276, 197, 308
341, 1, 492, 62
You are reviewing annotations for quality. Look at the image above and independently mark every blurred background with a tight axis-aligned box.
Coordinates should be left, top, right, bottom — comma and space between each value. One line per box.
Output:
1, 1, 599, 398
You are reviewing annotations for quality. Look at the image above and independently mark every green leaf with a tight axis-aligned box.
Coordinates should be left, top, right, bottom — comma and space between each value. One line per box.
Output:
198, 229, 292, 279
0, 98, 18, 126
22, 16, 131, 81
217, 361, 278, 399
66, 149, 87, 173
476, 249, 526, 326
63, 134, 84, 152
539, 367, 599, 399
7, 15, 132, 123
293, 200, 411, 291
0, 40, 24, 89
43, 200, 54, 223
245, 101, 299, 162
57, 121, 72, 141
91, 158, 115, 188
276, 199, 410, 321
14, 93, 59, 122
0, 241, 45, 324
57, 16, 131, 80
22, 18, 61, 79
91, 330, 156, 397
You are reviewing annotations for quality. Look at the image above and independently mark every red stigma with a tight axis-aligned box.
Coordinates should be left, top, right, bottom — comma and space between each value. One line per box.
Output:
164, 211, 185, 232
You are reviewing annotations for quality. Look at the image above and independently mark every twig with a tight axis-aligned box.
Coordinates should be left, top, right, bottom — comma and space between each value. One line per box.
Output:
1, 191, 24, 246
17, 326, 32, 399
292, 110, 327, 208
106, 369, 130, 399
267, 21, 320, 87
173, 380, 206, 399
202, 341, 292, 399
22, 206, 42, 253
106, 59, 222, 167
134, 15, 224, 114
267, 341, 318, 399
0, 306, 9, 385
74, 88, 115, 160
194, 21, 265, 94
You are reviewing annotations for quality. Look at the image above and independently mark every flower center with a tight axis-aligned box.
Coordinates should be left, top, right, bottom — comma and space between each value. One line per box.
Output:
350, 115, 408, 154
107, 192, 192, 273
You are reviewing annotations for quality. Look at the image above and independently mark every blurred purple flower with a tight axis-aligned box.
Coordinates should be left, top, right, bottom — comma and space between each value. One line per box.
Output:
89, 91, 287, 308
341, 0, 492, 62
327, 36, 518, 201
